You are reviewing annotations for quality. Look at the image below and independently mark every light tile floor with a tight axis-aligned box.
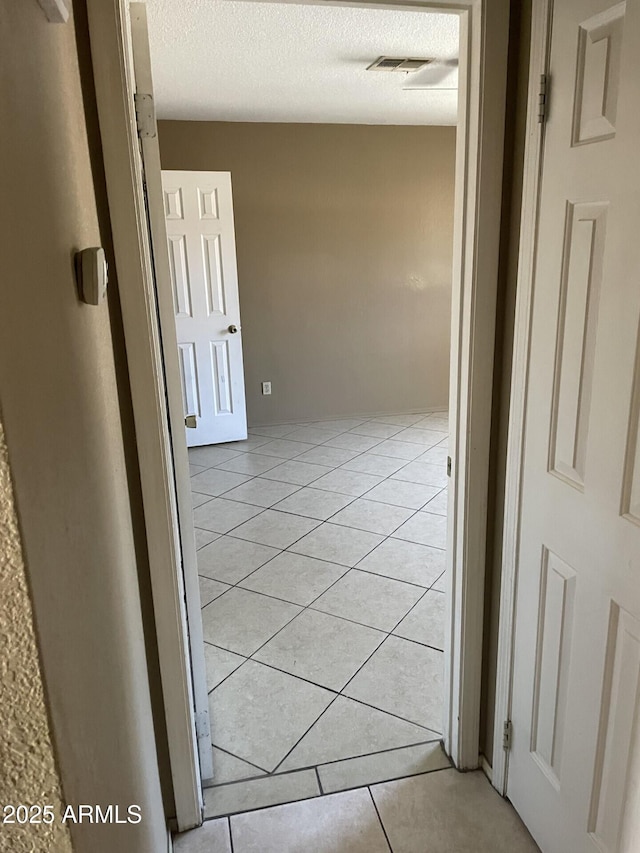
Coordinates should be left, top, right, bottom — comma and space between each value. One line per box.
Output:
190, 411, 451, 817
174, 768, 540, 852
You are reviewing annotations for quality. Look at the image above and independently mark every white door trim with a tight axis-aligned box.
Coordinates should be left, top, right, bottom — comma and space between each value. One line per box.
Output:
129, 5, 214, 784
86, 0, 509, 826
491, 0, 553, 795
85, 0, 203, 830
444, 0, 509, 768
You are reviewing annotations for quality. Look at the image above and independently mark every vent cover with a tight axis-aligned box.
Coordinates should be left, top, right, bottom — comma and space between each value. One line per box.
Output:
367, 57, 432, 72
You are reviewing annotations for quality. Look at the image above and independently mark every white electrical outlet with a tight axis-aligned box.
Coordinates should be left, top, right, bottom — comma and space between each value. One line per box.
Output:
262, 382, 272, 396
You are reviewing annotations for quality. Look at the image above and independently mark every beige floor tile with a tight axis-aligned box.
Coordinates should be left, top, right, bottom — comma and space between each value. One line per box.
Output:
194, 527, 220, 550
199, 576, 230, 607
197, 535, 280, 584
248, 424, 300, 438
260, 459, 333, 486
239, 552, 347, 606
344, 636, 443, 731
289, 523, 383, 567
417, 415, 449, 431
394, 590, 445, 650
192, 491, 213, 509
201, 588, 301, 656
392, 510, 448, 549
230, 510, 320, 549
189, 446, 244, 467
190, 468, 252, 497
273, 487, 354, 520
373, 439, 425, 461
210, 747, 265, 786
205, 770, 319, 819
356, 538, 446, 588
294, 445, 360, 467
190, 463, 207, 476
254, 438, 315, 459
371, 769, 539, 853
423, 488, 448, 516
323, 433, 383, 453
394, 427, 447, 446
375, 413, 425, 426
312, 418, 367, 430
285, 425, 343, 444
216, 453, 282, 476
431, 570, 447, 592
319, 741, 450, 794
416, 443, 449, 465
312, 570, 424, 632
400, 460, 449, 489
349, 422, 404, 439
173, 817, 231, 853
193, 498, 263, 535
217, 436, 272, 452
392, 460, 448, 487
254, 609, 385, 690
204, 644, 245, 692
209, 661, 333, 771
329, 498, 413, 535
311, 467, 384, 496
364, 479, 440, 510
222, 477, 301, 508
279, 696, 430, 772
340, 454, 406, 477
230, 788, 390, 853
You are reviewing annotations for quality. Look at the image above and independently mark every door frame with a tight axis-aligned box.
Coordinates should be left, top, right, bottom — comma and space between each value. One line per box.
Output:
491, 0, 552, 795
86, 0, 509, 829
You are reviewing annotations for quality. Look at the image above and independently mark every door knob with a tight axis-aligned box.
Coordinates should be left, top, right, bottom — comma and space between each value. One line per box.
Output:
185, 414, 197, 428
228, 324, 239, 334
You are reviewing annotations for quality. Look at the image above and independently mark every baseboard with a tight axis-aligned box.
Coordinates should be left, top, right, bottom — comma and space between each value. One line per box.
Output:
248, 406, 449, 429
480, 754, 493, 784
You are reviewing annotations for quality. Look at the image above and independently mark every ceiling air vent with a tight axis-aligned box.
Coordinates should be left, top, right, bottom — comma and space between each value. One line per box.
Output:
366, 57, 433, 72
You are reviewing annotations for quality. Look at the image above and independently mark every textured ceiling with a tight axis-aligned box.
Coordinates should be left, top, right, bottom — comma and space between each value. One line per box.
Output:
145, 1, 460, 125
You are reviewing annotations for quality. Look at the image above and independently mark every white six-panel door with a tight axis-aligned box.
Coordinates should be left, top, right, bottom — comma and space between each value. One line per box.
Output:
508, 1, 640, 851
162, 170, 248, 447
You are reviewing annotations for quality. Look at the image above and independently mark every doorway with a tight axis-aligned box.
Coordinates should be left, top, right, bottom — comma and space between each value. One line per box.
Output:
87, 0, 509, 834
152, 1, 457, 817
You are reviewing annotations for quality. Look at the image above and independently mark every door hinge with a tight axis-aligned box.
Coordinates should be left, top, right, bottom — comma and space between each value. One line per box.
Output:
503, 719, 513, 751
538, 74, 548, 124
194, 710, 209, 741
447, 456, 452, 477
134, 93, 157, 138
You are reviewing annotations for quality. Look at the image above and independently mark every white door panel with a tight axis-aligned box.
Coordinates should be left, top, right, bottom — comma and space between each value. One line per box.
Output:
509, 0, 640, 851
162, 170, 248, 446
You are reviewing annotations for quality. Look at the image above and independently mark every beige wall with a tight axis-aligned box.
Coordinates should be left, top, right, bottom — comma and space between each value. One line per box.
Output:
158, 122, 456, 426
0, 3, 167, 850
0, 417, 72, 853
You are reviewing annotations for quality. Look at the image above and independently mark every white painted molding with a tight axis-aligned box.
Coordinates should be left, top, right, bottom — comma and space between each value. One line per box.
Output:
37, 0, 69, 23
85, 0, 203, 831
481, 753, 493, 783
444, 0, 510, 771
491, 0, 553, 796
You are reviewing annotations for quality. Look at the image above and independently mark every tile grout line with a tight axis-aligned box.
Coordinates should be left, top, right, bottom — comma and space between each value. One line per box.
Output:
207, 736, 443, 792
314, 766, 324, 796
368, 786, 394, 853
227, 815, 234, 853
202, 764, 454, 823
194, 411, 449, 809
